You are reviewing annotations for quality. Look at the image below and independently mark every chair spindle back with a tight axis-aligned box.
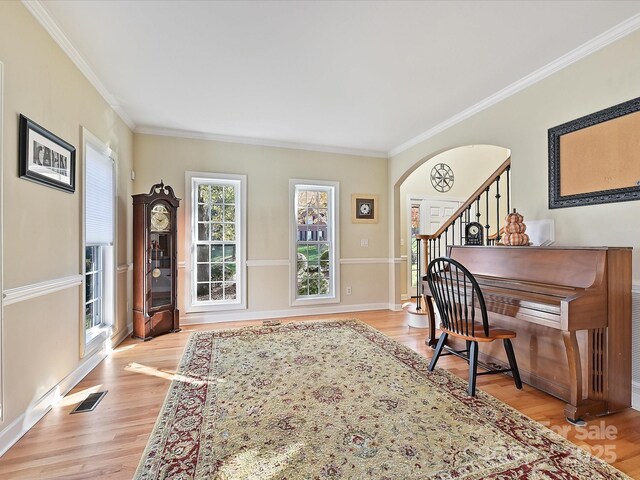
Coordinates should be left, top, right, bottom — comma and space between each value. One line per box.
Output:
426, 257, 489, 338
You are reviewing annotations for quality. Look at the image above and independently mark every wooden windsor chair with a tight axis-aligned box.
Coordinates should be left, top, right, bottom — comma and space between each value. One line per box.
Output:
426, 257, 523, 396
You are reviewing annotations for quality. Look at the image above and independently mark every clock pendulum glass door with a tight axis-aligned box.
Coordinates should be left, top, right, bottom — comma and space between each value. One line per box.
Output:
149, 202, 173, 308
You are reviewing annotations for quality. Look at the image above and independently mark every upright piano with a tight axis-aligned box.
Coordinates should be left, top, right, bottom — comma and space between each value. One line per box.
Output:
421, 246, 632, 422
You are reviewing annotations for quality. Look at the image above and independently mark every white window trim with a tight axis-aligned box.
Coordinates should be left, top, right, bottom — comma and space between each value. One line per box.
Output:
184, 171, 247, 313
289, 179, 340, 307
81, 128, 116, 357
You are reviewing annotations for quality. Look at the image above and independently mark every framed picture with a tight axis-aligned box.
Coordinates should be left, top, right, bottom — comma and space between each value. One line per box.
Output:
548, 96, 640, 209
19, 114, 76, 193
351, 194, 378, 224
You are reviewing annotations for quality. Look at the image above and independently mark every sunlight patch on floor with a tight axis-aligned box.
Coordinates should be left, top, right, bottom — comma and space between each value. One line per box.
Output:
114, 343, 137, 353
216, 443, 304, 479
124, 362, 208, 386
55, 385, 104, 407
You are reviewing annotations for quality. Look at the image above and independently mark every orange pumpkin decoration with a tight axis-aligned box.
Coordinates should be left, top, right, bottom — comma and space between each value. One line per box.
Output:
501, 209, 530, 246
506, 210, 523, 224
505, 222, 526, 234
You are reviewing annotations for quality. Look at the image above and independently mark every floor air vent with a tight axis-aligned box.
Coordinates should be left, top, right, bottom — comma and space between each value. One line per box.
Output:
70, 391, 108, 414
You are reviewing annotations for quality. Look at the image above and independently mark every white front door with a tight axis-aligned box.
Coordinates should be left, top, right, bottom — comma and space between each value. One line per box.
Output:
408, 197, 462, 291
426, 200, 460, 234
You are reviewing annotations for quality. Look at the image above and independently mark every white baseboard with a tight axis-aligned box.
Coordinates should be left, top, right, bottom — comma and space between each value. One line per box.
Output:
633, 381, 640, 411
181, 303, 391, 325
0, 340, 108, 457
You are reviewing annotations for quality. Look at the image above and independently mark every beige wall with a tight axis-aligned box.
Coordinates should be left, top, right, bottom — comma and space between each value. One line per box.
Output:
0, 2, 133, 430
133, 134, 390, 317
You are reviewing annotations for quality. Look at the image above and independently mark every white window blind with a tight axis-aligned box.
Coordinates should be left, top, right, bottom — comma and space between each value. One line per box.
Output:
85, 144, 114, 245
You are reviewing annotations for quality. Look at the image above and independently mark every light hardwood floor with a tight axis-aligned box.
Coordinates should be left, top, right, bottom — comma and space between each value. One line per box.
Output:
0, 310, 638, 479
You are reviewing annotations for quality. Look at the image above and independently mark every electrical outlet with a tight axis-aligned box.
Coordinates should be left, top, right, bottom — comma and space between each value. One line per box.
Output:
346, 286, 352, 295
360, 239, 369, 247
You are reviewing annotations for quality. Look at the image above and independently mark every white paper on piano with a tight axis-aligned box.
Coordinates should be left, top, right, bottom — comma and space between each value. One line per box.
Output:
526, 219, 555, 246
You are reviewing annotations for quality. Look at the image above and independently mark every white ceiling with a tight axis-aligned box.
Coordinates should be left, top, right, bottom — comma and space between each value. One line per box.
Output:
33, 0, 640, 157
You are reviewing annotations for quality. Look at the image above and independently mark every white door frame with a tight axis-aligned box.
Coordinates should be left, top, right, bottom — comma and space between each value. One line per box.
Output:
405, 194, 465, 295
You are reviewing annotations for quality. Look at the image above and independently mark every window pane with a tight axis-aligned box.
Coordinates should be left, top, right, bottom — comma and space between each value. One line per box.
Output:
93, 299, 101, 327
197, 264, 210, 282
223, 245, 236, 262
225, 263, 237, 281
211, 245, 223, 262
197, 204, 210, 222
224, 186, 235, 203
320, 260, 329, 274
86, 246, 96, 272
197, 283, 209, 301
198, 185, 210, 203
211, 205, 223, 222
212, 224, 223, 241
86, 273, 94, 301
211, 186, 223, 203
224, 282, 236, 300
85, 302, 93, 330
197, 245, 209, 262
318, 192, 328, 208
224, 224, 235, 241
211, 264, 223, 282
224, 205, 235, 222
211, 282, 223, 300
198, 223, 210, 241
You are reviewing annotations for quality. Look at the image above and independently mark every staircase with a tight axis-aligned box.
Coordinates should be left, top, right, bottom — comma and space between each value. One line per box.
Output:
405, 157, 511, 317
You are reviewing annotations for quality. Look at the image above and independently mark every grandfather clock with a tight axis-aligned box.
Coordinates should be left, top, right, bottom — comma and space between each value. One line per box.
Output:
132, 181, 180, 340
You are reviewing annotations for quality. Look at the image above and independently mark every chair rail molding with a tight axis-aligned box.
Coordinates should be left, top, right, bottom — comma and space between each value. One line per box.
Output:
2, 274, 83, 306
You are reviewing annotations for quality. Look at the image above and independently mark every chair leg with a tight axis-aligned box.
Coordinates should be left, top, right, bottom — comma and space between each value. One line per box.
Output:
468, 341, 478, 396
503, 338, 523, 389
465, 340, 471, 364
428, 333, 448, 371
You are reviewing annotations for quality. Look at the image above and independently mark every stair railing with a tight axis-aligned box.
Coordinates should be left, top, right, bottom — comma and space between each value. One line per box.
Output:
414, 157, 511, 301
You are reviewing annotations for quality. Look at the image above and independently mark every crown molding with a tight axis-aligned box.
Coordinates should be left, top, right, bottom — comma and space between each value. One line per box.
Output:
21, 0, 136, 130
134, 126, 388, 159
389, 13, 640, 158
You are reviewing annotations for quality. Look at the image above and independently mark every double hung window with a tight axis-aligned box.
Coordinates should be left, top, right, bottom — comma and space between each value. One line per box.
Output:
291, 180, 339, 304
186, 173, 246, 311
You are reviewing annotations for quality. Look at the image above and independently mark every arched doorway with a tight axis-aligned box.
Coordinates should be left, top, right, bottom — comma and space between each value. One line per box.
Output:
397, 145, 510, 300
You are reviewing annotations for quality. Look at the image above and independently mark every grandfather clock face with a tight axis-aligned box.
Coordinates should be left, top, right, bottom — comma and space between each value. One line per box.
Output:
150, 203, 171, 232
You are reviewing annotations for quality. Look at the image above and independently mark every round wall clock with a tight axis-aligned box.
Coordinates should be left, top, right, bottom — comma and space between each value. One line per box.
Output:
430, 163, 454, 192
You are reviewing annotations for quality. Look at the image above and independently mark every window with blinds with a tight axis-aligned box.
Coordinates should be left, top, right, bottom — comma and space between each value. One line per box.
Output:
84, 140, 115, 341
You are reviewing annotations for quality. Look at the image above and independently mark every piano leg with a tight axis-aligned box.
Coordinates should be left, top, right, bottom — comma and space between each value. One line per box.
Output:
562, 330, 606, 422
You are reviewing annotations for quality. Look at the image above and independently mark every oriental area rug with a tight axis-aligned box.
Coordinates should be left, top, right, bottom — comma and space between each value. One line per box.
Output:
135, 320, 629, 479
